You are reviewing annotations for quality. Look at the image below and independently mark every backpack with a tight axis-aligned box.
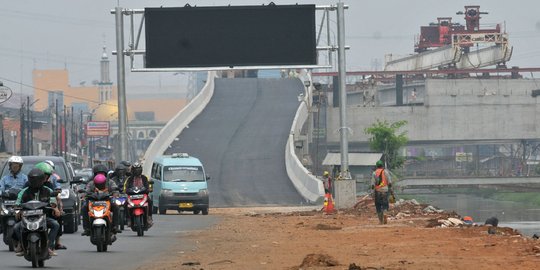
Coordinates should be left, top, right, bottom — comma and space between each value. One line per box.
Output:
376, 169, 384, 186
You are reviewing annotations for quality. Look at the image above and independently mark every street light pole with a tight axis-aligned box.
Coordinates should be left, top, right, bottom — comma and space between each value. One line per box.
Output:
337, 2, 350, 179
115, 6, 129, 161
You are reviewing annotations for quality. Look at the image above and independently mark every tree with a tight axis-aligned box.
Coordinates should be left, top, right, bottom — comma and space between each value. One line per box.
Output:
364, 120, 408, 170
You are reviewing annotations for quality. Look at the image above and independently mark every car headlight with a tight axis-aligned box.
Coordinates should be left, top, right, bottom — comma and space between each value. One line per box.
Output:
161, 189, 173, 196
198, 188, 208, 196
59, 189, 70, 199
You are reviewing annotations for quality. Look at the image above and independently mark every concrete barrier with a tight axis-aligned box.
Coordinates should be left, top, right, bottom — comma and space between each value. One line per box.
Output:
285, 80, 325, 204
142, 71, 216, 175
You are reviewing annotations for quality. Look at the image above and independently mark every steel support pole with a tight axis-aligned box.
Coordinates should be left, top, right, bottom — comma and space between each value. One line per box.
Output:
326, 9, 332, 70
115, 7, 129, 161
336, 2, 350, 179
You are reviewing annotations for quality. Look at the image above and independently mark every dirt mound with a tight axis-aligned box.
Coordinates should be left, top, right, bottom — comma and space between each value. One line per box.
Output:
290, 253, 339, 269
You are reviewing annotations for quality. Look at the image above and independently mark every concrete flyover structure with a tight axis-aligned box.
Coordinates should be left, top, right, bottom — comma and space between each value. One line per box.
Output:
166, 78, 307, 206
142, 71, 216, 175
396, 176, 540, 189
327, 78, 540, 144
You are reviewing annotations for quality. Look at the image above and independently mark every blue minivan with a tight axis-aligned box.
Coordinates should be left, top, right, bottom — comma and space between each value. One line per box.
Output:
150, 153, 210, 215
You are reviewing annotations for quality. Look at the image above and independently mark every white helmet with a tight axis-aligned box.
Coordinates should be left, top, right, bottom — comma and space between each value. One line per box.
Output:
8, 156, 23, 164
44, 160, 55, 169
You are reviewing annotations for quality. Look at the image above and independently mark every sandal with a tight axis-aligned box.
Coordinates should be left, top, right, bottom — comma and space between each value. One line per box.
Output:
55, 244, 67, 250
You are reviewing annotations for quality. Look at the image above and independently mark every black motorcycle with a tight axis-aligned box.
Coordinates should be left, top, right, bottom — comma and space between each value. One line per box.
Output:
19, 200, 52, 268
1, 187, 21, 251
112, 193, 128, 231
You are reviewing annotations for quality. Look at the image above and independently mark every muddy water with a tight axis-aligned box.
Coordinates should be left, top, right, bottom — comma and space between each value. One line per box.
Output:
410, 191, 540, 237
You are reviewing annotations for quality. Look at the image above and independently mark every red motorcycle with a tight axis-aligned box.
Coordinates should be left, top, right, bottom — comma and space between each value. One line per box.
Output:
126, 186, 150, 236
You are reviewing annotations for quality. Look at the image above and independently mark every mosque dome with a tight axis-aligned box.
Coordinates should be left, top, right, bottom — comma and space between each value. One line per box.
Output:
92, 99, 133, 122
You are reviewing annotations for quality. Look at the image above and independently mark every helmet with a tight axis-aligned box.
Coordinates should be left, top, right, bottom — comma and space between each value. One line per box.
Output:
120, 160, 132, 167
376, 160, 384, 168
8, 156, 23, 164
323, 171, 329, 176
35, 162, 54, 175
92, 164, 109, 177
44, 160, 55, 170
28, 168, 46, 189
131, 162, 142, 176
93, 174, 107, 185
8, 156, 23, 174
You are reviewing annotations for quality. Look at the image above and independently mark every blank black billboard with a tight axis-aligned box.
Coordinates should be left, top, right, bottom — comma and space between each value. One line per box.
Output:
144, 5, 316, 68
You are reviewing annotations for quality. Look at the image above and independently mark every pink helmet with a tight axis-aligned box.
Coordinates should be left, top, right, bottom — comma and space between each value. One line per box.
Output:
94, 174, 107, 185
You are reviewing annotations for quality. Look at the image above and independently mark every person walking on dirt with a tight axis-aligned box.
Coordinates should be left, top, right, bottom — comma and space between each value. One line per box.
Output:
371, 160, 393, 224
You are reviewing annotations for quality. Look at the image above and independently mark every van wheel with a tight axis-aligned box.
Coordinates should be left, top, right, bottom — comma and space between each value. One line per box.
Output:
159, 206, 167, 215
152, 206, 158, 214
193, 210, 200, 215
202, 208, 209, 215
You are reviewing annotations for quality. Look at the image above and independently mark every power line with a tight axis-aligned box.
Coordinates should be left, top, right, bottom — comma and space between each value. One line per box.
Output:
0, 76, 117, 108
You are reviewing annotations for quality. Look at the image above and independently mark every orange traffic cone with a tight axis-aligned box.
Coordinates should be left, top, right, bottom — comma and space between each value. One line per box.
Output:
323, 193, 335, 214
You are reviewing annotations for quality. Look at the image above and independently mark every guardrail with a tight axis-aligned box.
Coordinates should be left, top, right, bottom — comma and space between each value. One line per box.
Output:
285, 77, 325, 204
142, 71, 217, 175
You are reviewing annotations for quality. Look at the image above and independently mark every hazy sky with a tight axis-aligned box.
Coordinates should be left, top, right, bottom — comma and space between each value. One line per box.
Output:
1, 0, 539, 96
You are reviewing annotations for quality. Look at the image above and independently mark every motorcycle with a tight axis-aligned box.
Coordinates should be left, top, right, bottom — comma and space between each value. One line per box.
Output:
85, 191, 115, 252
126, 186, 150, 236
19, 200, 52, 268
1, 188, 21, 251
112, 194, 127, 231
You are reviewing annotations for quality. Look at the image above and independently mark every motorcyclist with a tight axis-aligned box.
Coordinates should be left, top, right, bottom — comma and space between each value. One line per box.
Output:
81, 164, 120, 236
33, 162, 66, 250
0, 156, 28, 235
13, 168, 61, 257
0, 156, 28, 194
120, 160, 132, 178
123, 162, 152, 226
110, 164, 128, 188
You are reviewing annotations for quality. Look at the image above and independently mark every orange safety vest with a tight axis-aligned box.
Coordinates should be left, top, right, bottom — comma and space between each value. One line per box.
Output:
374, 168, 388, 190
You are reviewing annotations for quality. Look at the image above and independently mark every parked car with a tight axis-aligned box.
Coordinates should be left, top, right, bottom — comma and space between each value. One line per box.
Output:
0, 156, 82, 233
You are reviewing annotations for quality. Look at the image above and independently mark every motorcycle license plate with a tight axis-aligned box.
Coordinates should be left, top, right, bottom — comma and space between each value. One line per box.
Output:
179, 203, 193, 208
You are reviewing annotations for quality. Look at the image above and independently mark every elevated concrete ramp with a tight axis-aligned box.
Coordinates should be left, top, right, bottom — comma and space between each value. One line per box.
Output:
167, 78, 306, 207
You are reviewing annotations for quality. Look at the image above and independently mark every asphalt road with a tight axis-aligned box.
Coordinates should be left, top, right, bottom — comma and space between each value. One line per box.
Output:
166, 78, 306, 207
0, 213, 219, 269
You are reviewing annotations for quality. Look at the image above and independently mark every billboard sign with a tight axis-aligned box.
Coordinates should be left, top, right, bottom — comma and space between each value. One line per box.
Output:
144, 4, 316, 68
86, 121, 110, 136
0, 85, 13, 104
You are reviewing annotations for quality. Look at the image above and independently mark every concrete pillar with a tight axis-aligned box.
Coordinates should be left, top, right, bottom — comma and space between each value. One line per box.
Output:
334, 179, 356, 209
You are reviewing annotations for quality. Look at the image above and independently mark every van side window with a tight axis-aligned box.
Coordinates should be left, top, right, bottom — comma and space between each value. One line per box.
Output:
155, 165, 161, 179
151, 163, 158, 178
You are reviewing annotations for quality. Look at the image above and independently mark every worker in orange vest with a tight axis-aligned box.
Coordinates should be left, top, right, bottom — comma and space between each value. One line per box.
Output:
323, 171, 332, 194
371, 160, 393, 224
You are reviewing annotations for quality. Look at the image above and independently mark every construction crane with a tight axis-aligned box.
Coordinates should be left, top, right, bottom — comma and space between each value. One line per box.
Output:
385, 5, 512, 71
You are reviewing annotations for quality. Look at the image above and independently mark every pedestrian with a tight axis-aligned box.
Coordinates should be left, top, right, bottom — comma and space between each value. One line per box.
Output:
371, 160, 393, 224
362, 91, 367, 107
323, 171, 332, 194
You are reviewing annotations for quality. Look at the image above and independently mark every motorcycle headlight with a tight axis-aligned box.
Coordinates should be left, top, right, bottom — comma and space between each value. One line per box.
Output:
114, 199, 122, 206
1, 204, 9, 215
93, 209, 104, 218
59, 189, 70, 199
23, 215, 45, 231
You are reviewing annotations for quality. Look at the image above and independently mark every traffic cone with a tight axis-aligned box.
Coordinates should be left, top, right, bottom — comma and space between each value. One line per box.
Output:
323, 193, 335, 214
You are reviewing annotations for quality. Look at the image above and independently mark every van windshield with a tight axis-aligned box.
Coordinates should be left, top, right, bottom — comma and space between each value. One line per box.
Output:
163, 166, 204, 182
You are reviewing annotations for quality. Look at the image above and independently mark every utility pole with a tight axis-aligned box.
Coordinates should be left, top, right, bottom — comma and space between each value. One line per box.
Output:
20, 102, 25, 155
0, 114, 6, 152
56, 99, 60, 156
26, 96, 31, 155
64, 105, 68, 160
